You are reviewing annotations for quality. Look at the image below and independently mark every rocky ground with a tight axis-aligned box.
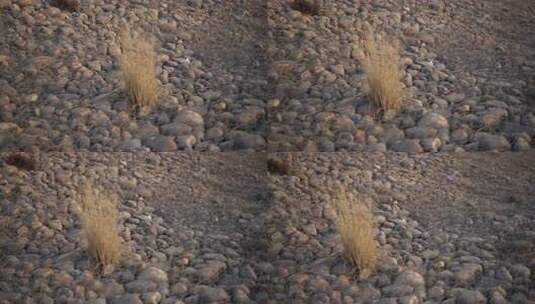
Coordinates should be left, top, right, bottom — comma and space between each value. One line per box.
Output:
2, 0, 535, 153
262, 152, 535, 303
0, 0, 268, 152
0, 152, 269, 303
1, 151, 534, 303
268, 0, 535, 152
0, 0, 534, 303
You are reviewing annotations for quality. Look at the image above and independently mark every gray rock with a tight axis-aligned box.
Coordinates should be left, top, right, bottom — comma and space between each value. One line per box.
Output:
102, 280, 125, 298
405, 126, 437, 139
382, 284, 414, 297
232, 133, 266, 150
495, 267, 513, 282
196, 261, 226, 283
161, 298, 184, 304
138, 267, 168, 285
236, 107, 264, 128
176, 135, 196, 150
428, 285, 445, 300
232, 288, 251, 303
137, 122, 160, 139
509, 264, 530, 281
451, 129, 469, 143
142, 292, 161, 304
358, 286, 381, 302
195, 285, 230, 303
455, 289, 487, 304
489, 289, 507, 304
205, 127, 224, 141
418, 112, 449, 129
0, 122, 21, 133
454, 263, 483, 287
119, 139, 142, 151
171, 283, 188, 295
480, 108, 508, 128
399, 295, 419, 304
513, 137, 531, 151
378, 298, 397, 304
421, 137, 442, 152
394, 270, 425, 287
391, 139, 424, 153
317, 137, 335, 152
382, 126, 405, 145
143, 136, 178, 152
239, 265, 257, 281
161, 122, 192, 137
111, 294, 143, 304
366, 143, 387, 152
475, 133, 510, 151
125, 280, 157, 293
174, 110, 204, 128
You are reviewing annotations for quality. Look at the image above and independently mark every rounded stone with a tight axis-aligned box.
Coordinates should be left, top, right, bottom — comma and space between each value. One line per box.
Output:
174, 110, 204, 127
418, 112, 449, 129
394, 270, 425, 287
137, 267, 168, 284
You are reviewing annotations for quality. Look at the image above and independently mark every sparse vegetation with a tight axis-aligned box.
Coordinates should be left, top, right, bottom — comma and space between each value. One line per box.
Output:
334, 190, 377, 272
3, 153, 36, 171
360, 32, 403, 113
78, 185, 123, 266
290, 0, 321, 16
119, 28, 159, 112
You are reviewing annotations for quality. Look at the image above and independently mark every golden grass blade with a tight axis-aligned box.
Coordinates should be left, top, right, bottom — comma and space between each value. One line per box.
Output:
78, 185, 122, 266
334, 190, 377, 272
361, 32, 403, 113
119, 28, 159, 112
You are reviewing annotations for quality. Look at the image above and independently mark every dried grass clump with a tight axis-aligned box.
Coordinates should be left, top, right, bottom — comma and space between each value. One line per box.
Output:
334, 190, 377, 271
119, 28, 159, 111
360, 33, 403, 113
78, 186, 122, 266
290, 0, 321, 16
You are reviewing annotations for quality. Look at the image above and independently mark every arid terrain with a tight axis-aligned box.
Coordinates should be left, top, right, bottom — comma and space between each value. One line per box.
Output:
0, 0, 534, 303
262, 152, 535, 303
268, 0, 535, 152
0, 153, 269, 303
1, 152, 534, 303
1, 0, 533, 152
0, 0, 268, 152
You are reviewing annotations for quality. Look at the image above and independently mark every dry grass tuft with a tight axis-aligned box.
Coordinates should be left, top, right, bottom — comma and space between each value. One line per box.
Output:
290, 0, 321, 16
360, 33, 403, 113
78, 186, 122, 266
3, 153, 36, 171
119, 28, 159, 112
334, 190, 377, 272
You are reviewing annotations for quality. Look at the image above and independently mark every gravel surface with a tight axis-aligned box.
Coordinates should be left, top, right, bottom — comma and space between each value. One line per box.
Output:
1, 151, 533, 303
0, 152, 268, 303
267, 0, 535, 152
1, 0, 534, 152
0, 0, 268, 152
0, 0, 534, 303
258, 152, 535, 303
